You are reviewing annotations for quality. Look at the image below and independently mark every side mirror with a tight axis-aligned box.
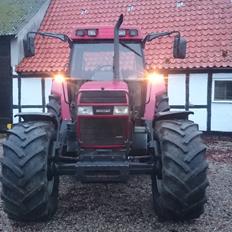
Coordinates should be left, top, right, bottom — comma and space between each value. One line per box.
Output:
23, 33, 35, 57
173, 36, 187, 59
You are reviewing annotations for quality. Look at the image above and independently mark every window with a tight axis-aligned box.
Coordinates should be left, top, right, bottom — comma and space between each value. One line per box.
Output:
70, 42, 144, 80
214, 80, 232, 101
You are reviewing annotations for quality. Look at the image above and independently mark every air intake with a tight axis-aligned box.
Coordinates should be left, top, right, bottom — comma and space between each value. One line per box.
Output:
80, 91, 127, 103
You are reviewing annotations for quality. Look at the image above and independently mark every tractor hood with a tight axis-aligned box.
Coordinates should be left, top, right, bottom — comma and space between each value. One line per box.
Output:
79, 81, 129, 92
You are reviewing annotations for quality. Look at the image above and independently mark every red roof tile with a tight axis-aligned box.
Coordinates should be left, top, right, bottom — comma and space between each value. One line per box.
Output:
17, 0, 232, 74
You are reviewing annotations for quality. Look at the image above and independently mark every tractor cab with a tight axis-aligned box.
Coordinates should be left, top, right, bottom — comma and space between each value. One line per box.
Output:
69, 26, 144, 81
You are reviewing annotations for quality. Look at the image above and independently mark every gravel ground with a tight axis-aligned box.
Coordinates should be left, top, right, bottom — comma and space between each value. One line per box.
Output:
0, 135, 232, 232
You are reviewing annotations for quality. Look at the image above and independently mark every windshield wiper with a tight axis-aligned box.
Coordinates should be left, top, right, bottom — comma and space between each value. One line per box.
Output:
119, 42, 142, 57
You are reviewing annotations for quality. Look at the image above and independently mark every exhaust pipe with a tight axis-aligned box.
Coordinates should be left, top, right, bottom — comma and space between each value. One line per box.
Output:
113, 14, 123, 80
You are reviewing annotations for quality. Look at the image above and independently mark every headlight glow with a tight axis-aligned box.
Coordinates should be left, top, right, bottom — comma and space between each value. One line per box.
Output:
113, 106, 129, 115
145, 72, 165, 85
54, 74, 65, 83
77, 106, 93, 115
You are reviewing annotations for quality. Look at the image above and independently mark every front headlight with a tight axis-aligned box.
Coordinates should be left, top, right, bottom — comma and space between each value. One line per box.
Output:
77, 106, 93, 115
113, 106, 129, 115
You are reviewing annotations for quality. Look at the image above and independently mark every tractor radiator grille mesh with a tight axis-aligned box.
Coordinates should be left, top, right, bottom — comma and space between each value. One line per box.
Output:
79, 118, 126, 146
80, 91, 127, 103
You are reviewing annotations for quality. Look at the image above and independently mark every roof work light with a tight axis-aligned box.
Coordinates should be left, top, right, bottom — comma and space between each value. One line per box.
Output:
129, 29, 138, 37
87, 29, 97, 36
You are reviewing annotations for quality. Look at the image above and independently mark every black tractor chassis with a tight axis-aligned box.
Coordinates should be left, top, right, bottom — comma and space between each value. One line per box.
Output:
55, 151, 155, 183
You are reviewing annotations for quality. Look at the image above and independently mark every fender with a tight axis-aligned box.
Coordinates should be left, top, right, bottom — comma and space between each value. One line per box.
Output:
143, 74, 166, 120
155, 111, 193, 121
15, 112, 58, 128
51, 79, 71, 121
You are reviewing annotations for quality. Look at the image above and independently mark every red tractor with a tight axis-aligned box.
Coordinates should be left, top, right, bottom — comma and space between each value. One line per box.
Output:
1, 15, 208, 221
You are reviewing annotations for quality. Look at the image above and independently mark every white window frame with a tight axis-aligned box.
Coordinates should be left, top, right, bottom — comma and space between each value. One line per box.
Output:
212, 77, 232, 103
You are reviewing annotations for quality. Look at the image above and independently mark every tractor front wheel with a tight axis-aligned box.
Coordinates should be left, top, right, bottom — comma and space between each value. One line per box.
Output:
152, 119, 208, 221
1, 121, 59, 221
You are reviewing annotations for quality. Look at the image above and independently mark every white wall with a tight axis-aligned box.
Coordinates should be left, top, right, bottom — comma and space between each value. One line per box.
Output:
13, 77, 53, 123
189, 73, 208, 131
17, 77, 53, 107
13, 109, 19, 123
189, 109, 207, 131
189, 73, 208, 106
21, 78, 42, 105
13, 72, 232, 132
168, 74, 186, 105
211, 73, 232, 132
211, 103, 232, 132
45, 78, 53, 105
13, 78, 18, 106
168, 73, 208, 131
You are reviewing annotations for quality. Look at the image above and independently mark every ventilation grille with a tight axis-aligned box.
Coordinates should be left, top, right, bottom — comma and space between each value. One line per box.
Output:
80, 91, 127, 103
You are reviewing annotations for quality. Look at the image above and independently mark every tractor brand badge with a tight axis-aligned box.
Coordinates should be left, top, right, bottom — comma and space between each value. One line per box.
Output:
95, 108, 111, 113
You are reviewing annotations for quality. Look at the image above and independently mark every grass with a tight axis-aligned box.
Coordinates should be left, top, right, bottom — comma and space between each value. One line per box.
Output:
0, 0, 47, 35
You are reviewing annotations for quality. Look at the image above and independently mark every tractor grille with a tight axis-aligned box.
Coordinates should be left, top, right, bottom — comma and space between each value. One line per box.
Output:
79, 118, 126, 146
80, 91, 127, 103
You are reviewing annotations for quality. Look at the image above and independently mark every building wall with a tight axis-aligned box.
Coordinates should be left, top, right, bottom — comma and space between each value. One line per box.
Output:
211, 73, 232, 132
167, 72, 232, 132
9, 0, 51, 125
189, 73, 208, 131
168, 73, 208, 131
13, 77, 52, 123
13, 71, 232, 132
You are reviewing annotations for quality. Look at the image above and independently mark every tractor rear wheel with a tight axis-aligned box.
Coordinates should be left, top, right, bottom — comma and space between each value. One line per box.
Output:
152, 119, 208, 221
47, 95, 61, 121
155, 94, 170, 113
1, 121, 58, 221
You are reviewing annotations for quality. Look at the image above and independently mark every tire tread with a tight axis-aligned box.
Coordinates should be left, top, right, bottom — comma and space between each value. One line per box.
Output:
153, 119, 208, 221
1, 121, 58, 221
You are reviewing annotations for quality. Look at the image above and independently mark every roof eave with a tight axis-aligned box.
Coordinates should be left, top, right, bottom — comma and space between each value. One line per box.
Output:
17, 66, 232, 77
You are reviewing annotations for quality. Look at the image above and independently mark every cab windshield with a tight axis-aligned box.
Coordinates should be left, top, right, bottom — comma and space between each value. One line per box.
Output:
70, 42, 144, 80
